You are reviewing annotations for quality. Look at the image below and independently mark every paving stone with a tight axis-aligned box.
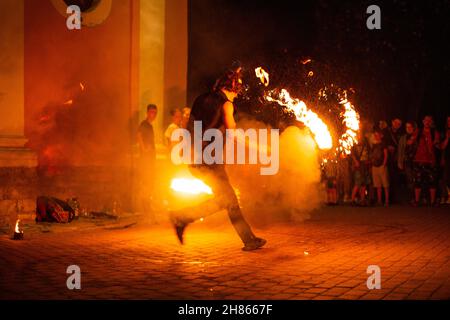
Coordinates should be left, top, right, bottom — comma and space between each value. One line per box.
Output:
0, 206, 449, 300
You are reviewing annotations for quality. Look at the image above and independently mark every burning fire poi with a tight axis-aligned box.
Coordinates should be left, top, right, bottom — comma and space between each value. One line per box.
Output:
255, 67, 270, 87
338, 94, 360, 155
255, 67, 360, 153
266, 89, 333, 150
170, 178, 213, 195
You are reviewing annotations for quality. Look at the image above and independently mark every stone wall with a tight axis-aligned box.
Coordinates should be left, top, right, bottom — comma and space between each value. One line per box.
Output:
37, 166, 135, 213
0, 164, 139, 228
0, 167, 37, 228
0, 0, 188, 229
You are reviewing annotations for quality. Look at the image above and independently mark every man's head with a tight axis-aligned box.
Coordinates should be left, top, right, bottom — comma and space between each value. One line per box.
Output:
391, 118, 402, 131
170, 108, 182, 126
213, 63, 244, 100
182, 107, 190, 119
405, 121, 416, 135
146, 104, 157, 122
182, 107, 191, 125
379, 120, 388, 130
373, 128, 384, 141
422, 115, 433, 129
360, 119, 374, 137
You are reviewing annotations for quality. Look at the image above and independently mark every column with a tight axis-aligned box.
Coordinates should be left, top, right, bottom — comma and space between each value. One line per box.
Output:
0, 0, 37, 167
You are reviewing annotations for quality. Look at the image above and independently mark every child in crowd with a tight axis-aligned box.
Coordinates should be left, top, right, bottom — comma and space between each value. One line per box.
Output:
323, 155, 338, 205
351, 134, 371, 206
371, 129, 390, 206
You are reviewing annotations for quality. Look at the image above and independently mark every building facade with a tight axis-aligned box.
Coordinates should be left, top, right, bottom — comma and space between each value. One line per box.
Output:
0, 0, 188, 227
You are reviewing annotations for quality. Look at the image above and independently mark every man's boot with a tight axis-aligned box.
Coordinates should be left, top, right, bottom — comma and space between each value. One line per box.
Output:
242, 237, 267, 251
169, 212, 191, 244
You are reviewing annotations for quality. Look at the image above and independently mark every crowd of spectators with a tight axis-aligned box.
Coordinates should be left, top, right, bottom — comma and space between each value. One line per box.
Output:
323, 115, 450, 207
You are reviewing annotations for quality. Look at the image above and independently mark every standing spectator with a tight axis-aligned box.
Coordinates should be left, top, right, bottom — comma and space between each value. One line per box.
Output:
411, 115, 441, 206
137, 104, 158, 201
164, 108, 182, 147
385, 118, 403, 202
337, 153, 352, 204
398, 121, 418, 202
439, 116, 450, 204
378, 120, 389, 139
351, 133, 371, 206
379, 120, 388, 132
181, 107, 191, 129
323, 155, 338, 205
371, 129, 390, 206
137, 104, 157, 161
364, 122, 377, 204
386, 118, 404, 152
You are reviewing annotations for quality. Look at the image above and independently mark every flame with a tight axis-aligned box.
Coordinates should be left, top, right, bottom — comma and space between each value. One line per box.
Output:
338, 97, 360, 155
170, 178, 213, 195
301, 58, 312, 65
79, 82, 85, 91
15, 219, 21, 233
266, 89, 333, 150
39, 115, 51, 123
63, 99, 73, 105
254, 66, 360, 153
255, 67, 269, 87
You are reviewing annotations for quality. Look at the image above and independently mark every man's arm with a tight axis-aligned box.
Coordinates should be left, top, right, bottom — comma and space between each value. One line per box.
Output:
222, 102, 270, 154
397, 136, 406, 170
387, 132, 396, 153
442, 131, 449, 150
137, 130, 147, 153
164, 125, 175, 148
383, 147, 388, 167
433, 131, 441, 149
351, 150, 360, 167
223, 101, 236, 130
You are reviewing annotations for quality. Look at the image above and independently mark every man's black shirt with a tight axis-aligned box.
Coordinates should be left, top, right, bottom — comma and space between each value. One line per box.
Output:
188, 90, 229, 135
138, 120, 155, 156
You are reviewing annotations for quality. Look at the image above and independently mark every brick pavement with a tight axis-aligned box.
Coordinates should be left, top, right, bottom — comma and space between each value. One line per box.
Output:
0, 206, 449, 300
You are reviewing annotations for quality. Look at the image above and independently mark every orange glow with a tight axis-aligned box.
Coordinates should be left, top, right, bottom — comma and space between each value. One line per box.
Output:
79, 82, 85, 91
39, 115, 51, 122
63, 99, 73, 105
170, 178, 213, 195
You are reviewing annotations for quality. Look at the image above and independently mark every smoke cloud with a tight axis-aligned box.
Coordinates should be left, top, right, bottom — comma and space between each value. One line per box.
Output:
26, 82, 132, 170
226, 119, 323, 226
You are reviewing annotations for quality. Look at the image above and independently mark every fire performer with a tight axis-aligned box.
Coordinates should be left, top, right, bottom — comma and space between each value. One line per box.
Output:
170, 64, 267, 251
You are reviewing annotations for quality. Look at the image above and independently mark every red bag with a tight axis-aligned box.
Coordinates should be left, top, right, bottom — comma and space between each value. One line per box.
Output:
36, 196, 75, 223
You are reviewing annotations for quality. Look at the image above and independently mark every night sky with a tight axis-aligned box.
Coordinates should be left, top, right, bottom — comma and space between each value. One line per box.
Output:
188, 0, 450, 129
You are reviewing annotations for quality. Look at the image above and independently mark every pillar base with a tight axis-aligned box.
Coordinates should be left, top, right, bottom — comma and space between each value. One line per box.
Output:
0, 135, 37, 168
